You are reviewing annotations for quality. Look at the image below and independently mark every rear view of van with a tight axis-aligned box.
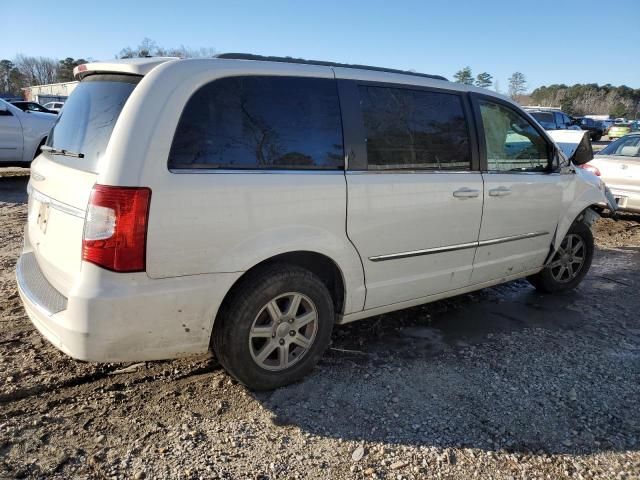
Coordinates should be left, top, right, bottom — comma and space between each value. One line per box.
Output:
18, 58, 246, 363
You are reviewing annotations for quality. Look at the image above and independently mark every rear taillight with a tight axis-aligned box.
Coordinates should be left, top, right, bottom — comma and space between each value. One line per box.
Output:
82, 185, 151, 272
579, 163, 601, 177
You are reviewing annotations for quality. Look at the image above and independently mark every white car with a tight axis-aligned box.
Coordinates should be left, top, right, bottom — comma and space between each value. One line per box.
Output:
0, 99, 56, 165
16, 56, 615, 390
43, 101, 64, 113
586, 133, 640, 213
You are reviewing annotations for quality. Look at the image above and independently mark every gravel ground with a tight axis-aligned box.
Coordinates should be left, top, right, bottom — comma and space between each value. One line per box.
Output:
1, 168, 640, 479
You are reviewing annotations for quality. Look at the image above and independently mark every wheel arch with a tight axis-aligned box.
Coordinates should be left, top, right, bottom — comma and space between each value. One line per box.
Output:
214, 250, 347, 330
548, 203, 601, 264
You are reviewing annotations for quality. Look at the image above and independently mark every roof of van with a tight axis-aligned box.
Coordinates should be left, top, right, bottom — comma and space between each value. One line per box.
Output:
73, 57, 179, 79
74, 55, 449, 83
71, 55, 511, 103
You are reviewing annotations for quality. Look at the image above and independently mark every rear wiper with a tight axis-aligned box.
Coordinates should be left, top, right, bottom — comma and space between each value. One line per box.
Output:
40, 145, 84, 158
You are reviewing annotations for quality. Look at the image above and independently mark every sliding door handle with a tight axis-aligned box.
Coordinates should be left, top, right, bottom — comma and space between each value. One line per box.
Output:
453, 188, 480, 199
489, 186, 511, 197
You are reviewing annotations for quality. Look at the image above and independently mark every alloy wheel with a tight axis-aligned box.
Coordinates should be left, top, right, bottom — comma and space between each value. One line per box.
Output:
547, 234, 586, 283
248, 292, 318, 371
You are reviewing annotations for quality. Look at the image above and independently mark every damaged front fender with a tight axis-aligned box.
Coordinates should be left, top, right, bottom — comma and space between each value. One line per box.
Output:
551, 166, 616, 257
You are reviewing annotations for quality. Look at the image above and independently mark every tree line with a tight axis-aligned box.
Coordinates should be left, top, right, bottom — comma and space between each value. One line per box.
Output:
0, 56, 88, 96
453, 66, 639, 118
3, 43, 638, 118
530, 84, 640, 118
0, 38, 216, 97
453, 66, 527, 99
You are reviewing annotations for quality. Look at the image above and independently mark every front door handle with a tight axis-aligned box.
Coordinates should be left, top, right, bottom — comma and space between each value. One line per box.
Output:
453, 188, 480, 199
489, 186, 512, 197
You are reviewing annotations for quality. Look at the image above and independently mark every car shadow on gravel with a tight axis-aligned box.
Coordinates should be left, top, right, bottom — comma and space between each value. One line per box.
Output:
261, 248, 640, 456
0, 174, 29, 204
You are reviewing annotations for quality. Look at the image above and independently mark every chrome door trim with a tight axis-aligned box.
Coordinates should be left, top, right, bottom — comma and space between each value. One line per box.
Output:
368, 231, 549, 262
369, 241, 478, 262
31, 190, 86, 219
478, 231, 548, 247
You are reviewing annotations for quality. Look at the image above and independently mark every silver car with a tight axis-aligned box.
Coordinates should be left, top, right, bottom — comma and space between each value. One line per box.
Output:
588, 133, 640, 213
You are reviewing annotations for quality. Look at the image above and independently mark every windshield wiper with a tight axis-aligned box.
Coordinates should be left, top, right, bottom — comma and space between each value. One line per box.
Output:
40, 145, 84, 158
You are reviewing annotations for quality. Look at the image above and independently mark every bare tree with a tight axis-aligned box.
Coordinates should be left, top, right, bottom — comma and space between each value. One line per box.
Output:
117, 38, 217, 59
508, 72, 527, 99
14, 54, 59, 86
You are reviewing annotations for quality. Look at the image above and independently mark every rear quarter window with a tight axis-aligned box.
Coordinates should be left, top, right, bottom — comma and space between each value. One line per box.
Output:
168, 76, 344, 170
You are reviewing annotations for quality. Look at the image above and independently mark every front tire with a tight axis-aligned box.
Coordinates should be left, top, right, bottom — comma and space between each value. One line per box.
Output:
528, 221, 594, 293
212, 264, 334, 390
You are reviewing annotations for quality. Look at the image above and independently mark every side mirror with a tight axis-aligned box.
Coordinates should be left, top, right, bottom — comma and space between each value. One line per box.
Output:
0, 103, 8, 112
569, 132, 593, 165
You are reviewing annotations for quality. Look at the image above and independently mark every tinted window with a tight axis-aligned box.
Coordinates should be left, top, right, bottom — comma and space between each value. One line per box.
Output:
530, 111, 555, 129
479, 100, 550, 172
46, 74, 140, 173
554, 112, 564, 128
169, 76, 344, 170
358, 85, 471, 170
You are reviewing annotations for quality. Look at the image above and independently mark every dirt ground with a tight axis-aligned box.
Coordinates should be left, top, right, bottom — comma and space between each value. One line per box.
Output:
1, 168, 639, 480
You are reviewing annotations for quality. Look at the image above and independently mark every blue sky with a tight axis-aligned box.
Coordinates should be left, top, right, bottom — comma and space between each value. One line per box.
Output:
4, 0, 639, 91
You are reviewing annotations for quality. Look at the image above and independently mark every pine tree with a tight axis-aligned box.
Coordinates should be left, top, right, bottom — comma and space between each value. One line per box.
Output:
453, 66, 474, 85
475, 72, 493, 88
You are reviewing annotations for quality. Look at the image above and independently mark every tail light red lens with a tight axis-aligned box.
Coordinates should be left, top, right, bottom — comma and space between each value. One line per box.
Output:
579, 163, 601, 177
82, 185, 151, 272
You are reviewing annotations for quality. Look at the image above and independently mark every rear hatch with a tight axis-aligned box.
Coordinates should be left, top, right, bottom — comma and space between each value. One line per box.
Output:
27, 74, 141, 295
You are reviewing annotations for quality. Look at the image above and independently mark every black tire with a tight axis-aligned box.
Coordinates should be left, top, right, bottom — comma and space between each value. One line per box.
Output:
527, 221, 594, 293
212, 264, 334, 390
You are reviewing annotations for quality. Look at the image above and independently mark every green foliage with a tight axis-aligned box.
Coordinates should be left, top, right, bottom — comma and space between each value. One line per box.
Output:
453, 66, 474, 85
57, 57, 88, 83
0, 59, 25, 96
475, 72, 493, 88
610, 102, 628, 118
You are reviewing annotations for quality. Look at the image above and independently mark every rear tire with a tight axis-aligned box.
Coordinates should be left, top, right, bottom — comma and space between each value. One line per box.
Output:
212, 264, 334, 390
528, 221, 594, 293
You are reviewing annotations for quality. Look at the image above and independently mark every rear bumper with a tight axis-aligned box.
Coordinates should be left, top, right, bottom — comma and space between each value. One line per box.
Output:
16, 250, 242, 362
609, 188, 640, 213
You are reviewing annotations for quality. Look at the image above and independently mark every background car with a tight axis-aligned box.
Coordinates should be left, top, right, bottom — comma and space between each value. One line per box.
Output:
525, 108, 582, 131
43, 101, 65, 113
576, 117, 605, 141
9, 101, 57, 114
608, 123, 633, 140
0, 98, 57, 166
586, 133, 640, 212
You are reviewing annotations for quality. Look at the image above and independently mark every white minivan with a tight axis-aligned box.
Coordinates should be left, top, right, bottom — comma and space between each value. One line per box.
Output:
17, 55, 614, 390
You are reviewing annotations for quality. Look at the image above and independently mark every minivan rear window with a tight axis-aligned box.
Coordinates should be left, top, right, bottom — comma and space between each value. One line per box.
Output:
168, 76, 344, 170
45, 74, 141, 173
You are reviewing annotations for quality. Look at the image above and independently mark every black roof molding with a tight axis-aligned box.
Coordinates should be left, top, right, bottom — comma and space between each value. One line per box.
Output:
215, 53, 448, 82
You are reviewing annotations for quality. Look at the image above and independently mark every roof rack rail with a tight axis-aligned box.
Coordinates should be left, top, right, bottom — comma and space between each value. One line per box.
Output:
215, 53, 448, 81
